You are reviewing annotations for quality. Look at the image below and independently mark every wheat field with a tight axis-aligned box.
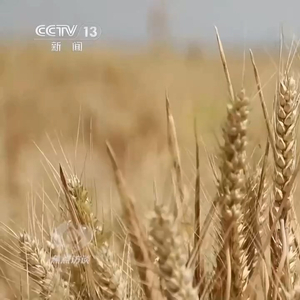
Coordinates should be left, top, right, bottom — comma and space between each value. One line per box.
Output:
1, 30, 300, 299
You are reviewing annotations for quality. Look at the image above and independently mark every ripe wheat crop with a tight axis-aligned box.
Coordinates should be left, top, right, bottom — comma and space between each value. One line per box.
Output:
1, 28, 300, 300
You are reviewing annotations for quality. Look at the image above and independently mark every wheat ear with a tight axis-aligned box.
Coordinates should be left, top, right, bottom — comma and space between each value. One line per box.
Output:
212, 88, 250, 300
149, 205, 198, 300
270, 72, 300, 299
19, 232, 62, 299
91, 242, 126, 300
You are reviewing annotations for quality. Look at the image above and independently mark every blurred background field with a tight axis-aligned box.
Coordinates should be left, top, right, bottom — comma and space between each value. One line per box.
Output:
0, 0, 296, 227
0, 43, 278, 224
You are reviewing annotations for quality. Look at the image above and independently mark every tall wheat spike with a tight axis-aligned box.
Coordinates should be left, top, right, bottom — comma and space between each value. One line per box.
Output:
212, 88, 250, 300
209, 27, 250, 300
269, 72, 300, 299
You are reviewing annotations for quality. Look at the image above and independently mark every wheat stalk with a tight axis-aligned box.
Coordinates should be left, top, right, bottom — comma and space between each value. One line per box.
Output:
106, 142, 163, 300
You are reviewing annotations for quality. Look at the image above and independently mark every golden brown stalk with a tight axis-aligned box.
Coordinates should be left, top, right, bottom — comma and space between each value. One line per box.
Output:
215, 26, 234, 101
149, 205, 198, 300
166, 95, 185, 215
212, 88, 250, 300
106, 142, 163, 300
243, 169, 261, 278
193, 118, 205, 297
243, 145, 269, 280
249, 50, 276, 159
256, 141, 270, 242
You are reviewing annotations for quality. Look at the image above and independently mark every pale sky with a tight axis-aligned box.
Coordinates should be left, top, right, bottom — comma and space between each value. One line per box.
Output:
0, 0, 299, 46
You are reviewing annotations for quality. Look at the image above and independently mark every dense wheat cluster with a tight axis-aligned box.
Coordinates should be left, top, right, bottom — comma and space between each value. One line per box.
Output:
2, 30, 300, 300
